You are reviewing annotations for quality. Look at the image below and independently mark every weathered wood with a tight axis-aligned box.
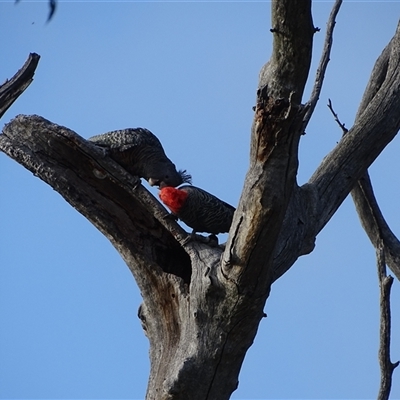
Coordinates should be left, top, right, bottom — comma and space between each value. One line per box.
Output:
309, 20, 400, 233
224, 0, 314, 289
2, 3, 400, 400
349, 30, 400, 281
376, 246, 399, 400
352, 174, 400, 281
0, 53, 40, 119
0, 115, 192, 287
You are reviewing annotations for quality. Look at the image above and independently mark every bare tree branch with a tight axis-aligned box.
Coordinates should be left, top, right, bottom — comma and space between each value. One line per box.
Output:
325, 96, 400, 281
352, 175, 400, 281
271, 20, 400, 282
376, 245, 399, 400
224, 0, 314, 292
356, 37, 392, 122
302, 0, 343, 132
2, 4, 400, 399
0, 113, 258, 400
0, 53, 40, 119
0, 114, 192, 285
348, 27, 400, 281
327, 98, 348, 134
314, 25, 400, 400
322, 57, 400, 273
308, 21, 400, 235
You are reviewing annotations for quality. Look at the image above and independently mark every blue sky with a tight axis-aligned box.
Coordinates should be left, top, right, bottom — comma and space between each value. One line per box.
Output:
1, 1, 400, 399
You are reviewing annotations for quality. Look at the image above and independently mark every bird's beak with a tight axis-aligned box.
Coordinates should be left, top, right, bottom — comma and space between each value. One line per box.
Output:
148, 178, 160, 187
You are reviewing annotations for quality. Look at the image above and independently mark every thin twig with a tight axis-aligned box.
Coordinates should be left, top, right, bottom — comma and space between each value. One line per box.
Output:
376, 244, 399, 400
302, 0, 342, 132
327, 98, 348, 134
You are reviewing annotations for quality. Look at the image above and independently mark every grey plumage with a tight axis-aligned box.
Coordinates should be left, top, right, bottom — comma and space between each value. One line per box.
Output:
159, 185, 235, 235
88, 128, 191, 187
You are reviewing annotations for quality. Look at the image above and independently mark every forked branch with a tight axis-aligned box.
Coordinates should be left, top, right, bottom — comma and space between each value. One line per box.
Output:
349, 23, 400, 281
326, 86, 400, 282
325, 78, 400, 282
352, 175, 400, 281
308, 21, 400, 234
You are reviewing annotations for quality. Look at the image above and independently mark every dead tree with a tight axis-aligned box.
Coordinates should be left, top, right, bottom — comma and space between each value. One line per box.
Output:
1, 1, 399, 399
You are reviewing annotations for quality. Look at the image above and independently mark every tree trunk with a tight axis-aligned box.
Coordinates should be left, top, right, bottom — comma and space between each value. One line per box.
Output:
1, 2, 400, 400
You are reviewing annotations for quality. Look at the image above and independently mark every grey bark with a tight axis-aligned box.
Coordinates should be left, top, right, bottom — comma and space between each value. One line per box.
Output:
349, 33, 400, 281
0, 53, 40, 119
352, 173, 400, 281
376, 246, 399, 400
1, 2, 400, 400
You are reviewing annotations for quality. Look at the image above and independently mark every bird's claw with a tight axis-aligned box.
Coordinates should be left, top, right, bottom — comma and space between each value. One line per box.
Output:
163, 213, 178, 221
180, 232, 219, 247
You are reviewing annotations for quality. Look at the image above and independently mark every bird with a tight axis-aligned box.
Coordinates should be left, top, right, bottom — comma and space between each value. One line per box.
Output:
159, 185, 235, 235
88, 128, 191, 188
